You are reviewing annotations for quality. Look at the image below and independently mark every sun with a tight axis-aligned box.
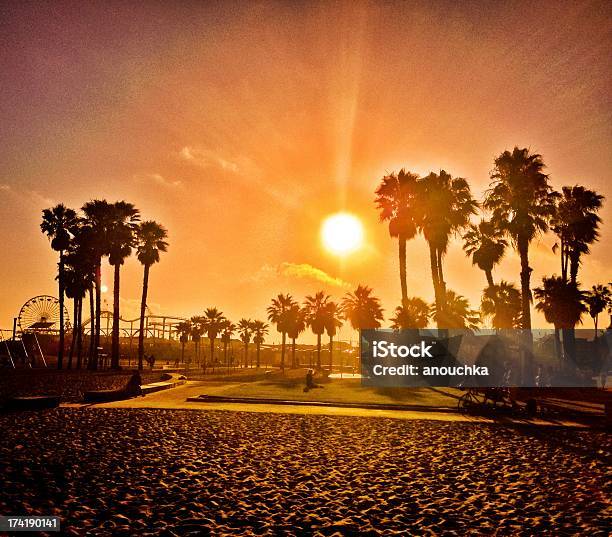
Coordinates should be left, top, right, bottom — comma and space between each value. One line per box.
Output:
321, 213, 364, 255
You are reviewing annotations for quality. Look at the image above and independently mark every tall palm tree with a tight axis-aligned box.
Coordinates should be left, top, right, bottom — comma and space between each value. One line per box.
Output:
202, 307, 226, 373
64, 220, 96, 369
267, 294, 295, 372
304, 292, 330, 370
221, 320, 236, 368
551, 185, 604, 284
286, 305, 306, 368
237, 318, 252, 368
251, 320, 269, 368
534, 276, 587, 361
41, 204, 78, 369
432, 290, 480, 330
480, 281, 522, 329
390, 297, 430, 329
484, 148, 557, 330
324, 301, 343, 372
375, 169, 421, 306
462, 219, 507, 286
419, 170, 478, 324
584, 284, 611, 333
81, 200, 114, 370
190, 316, 204, 366
176, 320, 191, 365
341, 285, 384, 330
107, 201, 140, 369
135, 221, 168, 370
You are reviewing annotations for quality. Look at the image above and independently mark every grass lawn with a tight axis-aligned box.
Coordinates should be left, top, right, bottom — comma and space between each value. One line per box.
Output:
195, 376, 463, 408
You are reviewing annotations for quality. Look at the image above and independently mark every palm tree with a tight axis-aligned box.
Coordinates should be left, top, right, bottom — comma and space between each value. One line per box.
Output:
237, 318, 252, 368
107, 201, 140, 369
41, 204, 78, 369
375, 169, 421, 306
81, 199, 114, 370
190, 316, 204, 366
419, 170, 478, 324
433, 290, 480, 330
135, 221, 168, 370
221, 320, 237, 368
324, 301, 343, 372
480, 281, 522, 329
584, 284, 611, 333
176, 321, 191, 365
390, 297, 430, 329
221, 320, 236, 368
463, 219, 507, 286
484, 148, 557, 330
534, 275, 587, 362
304, 292, 330, 370
251, 320, 269, 368
202, 307, 226, 373
341, 285, 384, 329
267, 294, 295, 372
64, 220, 96, 369
551, 185, 604, 284
286, 305, 306, 368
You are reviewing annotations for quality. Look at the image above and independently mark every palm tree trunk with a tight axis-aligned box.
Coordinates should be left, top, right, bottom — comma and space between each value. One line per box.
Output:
244, 342, 248, 368
594, 315, 598, 334
88, 286, 95, 368
111, 263, 121, 369
291, 338, 296, 368
316, 334, 321, 369
428, 244, 441, 326
76, 297, 83, 369
437, 248, 446, 305
223, 340, 228, 366
92, 261, 102, 370
518, 239, 532, 329
58, 254, 65, 370
281, 332, 286, 371
569, 251, 580, 284
485, 270, 494, 287
137, 264, 150, 371
256, 343, 260, 368
518, 237, 534, 382
553, 328, 562, 361
399, 236, 408, 306
329, 335, 333, 372
68, 297, 78, 369
210, 338, 215, 372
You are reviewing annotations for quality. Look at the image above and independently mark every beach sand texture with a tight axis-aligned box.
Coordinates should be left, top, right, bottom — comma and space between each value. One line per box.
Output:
1, 408, 609, 535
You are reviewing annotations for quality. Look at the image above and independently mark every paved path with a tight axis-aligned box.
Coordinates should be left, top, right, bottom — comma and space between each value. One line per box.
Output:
68, 381, 590, 428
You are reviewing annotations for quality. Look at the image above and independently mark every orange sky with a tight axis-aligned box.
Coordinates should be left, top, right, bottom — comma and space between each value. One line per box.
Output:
1, 1, 610, 340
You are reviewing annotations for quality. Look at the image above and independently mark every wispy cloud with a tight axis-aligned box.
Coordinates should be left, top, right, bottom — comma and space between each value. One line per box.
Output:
252, 262, 351, 289
133, 173, 182, 188
179, 146, 243, 174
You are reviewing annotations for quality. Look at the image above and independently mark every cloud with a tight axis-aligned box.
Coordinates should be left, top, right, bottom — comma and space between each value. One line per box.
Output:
252, 262, 351, 289
133, 173, 182, 188
179, 146, 242, 174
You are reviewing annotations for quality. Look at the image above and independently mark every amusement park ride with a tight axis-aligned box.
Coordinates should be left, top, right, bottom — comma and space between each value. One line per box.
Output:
1, 295, 186, 368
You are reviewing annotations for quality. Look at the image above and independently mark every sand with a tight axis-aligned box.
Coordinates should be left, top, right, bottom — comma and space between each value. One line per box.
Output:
0, 408, 609, 535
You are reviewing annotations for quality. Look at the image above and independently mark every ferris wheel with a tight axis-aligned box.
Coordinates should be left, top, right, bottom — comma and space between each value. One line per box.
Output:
18, 295, 70, 332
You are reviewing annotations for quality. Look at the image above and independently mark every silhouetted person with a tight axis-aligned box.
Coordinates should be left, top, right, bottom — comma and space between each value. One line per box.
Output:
125, 371, 143, 397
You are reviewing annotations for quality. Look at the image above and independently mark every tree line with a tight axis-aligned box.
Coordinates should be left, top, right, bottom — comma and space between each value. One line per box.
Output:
41, 146, 610, 372
41, 200, 168, 370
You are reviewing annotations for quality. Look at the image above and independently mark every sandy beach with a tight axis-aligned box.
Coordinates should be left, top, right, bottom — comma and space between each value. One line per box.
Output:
0, 408, 609, 536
